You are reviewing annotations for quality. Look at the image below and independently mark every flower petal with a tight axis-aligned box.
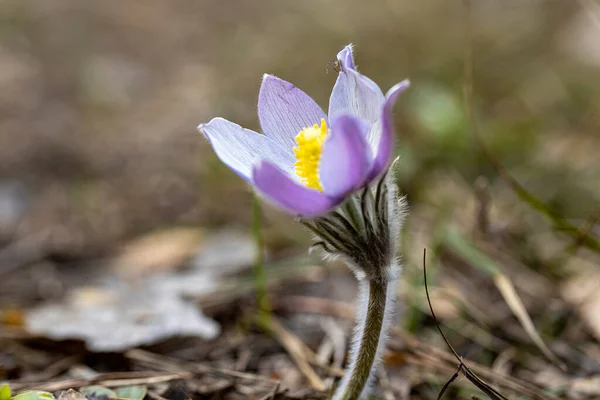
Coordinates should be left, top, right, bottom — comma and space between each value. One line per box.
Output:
336, 44, 356, 71
198, 117, 295, 182
253, 161, 341, 217
319, 115, 372, 197
258, 74, 327, 153
328, 50, 385, 126
368, 80, 410, 180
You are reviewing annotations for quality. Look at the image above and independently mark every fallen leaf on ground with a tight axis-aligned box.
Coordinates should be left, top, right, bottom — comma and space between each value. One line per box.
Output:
26, 286, 220, 352
24, 229, 254, 352
112, 227, 204, 279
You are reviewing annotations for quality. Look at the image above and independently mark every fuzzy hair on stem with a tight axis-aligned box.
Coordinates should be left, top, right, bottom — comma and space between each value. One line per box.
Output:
304, 169, 406, 400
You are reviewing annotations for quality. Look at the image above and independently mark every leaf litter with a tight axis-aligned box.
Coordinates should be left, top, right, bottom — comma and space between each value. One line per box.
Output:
25, 229, 255, 351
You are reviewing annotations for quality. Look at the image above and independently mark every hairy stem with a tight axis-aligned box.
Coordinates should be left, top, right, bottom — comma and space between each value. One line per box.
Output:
333, 278, 391, 400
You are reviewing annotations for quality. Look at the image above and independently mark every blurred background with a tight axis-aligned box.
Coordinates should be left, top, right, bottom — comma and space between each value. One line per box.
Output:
1, 0, 600, 399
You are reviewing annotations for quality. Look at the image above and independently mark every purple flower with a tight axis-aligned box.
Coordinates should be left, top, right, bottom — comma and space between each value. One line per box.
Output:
198, 44, 409, 218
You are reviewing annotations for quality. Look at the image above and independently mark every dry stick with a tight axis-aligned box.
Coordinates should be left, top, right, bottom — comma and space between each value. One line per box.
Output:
262, 314, 344, 376
437, 362, 463, 400
125, 349, 278, 384
258, 382, 280, 400
258, 316, 327, 391
422, 249, 509, 400
8, 372, 189, 392
461, 0, 600, 255
15, 355, 81, 383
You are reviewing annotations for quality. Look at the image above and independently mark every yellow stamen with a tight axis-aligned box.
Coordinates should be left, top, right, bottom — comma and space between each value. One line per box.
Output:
293, 118, 328, 191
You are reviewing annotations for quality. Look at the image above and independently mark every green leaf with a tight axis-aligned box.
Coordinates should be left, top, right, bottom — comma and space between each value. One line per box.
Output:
0, 385, 11, 400
79, 387, 116, 398
114, 386, 147, 400
12, 391, 56, 400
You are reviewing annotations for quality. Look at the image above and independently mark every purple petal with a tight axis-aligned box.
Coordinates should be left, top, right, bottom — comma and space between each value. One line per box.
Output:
253, 161, 341, 217
198, 117, 295, 182
368, 80, 410, 180
328, 66, 385, 127
319, 115, 372, 197
336, 44, 356, 71
258, 74, 327, 153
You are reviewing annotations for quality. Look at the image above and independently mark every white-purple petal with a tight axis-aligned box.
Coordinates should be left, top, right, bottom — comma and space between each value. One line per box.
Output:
368, 80, 410, 180
336, 44, 356, 71
258, 74, 327, 153
198, 117, 295, 183
319, 115, 373, 197
328, 67, 385, 127
252, 161, 341, 217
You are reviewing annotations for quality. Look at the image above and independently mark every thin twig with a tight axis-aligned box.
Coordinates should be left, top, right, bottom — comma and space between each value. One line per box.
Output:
8, 372, 189, 392
423, 248, 509, 400
437, 361, 463, 400
259, 382, 280, 400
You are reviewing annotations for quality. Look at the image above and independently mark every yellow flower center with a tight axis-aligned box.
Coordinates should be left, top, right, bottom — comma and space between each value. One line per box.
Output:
293, 118, 328, 191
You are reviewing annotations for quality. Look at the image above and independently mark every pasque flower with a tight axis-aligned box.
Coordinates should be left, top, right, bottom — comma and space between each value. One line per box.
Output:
198, 44, 409, 218
199, 44, 409, 400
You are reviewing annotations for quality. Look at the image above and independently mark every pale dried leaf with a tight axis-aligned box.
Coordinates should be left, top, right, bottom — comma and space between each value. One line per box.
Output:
26, 286, 220, 351
494, 273, 566, 370
112, 227, 204, 279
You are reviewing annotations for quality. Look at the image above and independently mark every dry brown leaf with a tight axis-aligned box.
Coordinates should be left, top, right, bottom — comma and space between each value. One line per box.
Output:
112, 227, 204, 279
